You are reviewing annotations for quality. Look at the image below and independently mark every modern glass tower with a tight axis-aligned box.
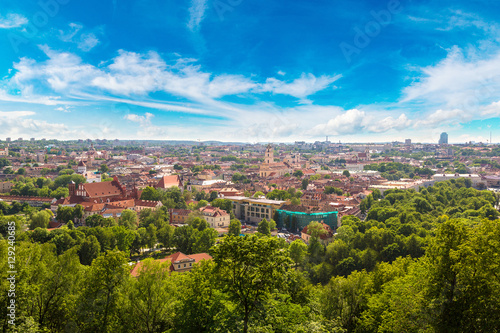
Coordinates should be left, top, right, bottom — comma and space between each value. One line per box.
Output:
439, 132, 448, 144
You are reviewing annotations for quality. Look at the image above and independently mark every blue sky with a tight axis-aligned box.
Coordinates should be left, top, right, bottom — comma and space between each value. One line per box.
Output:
0, 0, 499, 143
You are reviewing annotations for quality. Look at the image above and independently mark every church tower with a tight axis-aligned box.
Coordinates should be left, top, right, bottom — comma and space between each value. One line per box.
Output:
264, 144, 274, 164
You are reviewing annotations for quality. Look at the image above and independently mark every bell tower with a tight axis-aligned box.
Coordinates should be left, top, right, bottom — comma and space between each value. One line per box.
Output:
264, 144, 273, 164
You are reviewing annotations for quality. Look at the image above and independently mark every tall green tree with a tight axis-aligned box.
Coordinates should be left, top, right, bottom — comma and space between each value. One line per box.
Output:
75, 250, 129, 333
119, 209, 138, 230
78, 235, 101, 265
193, 228, 218, 253
257, 218, 271, 235
173, 226, 197, 254
29, 210, 52, 229
120, 258, 179, 333
228, 219, 241, 236
211, 235, 293, 333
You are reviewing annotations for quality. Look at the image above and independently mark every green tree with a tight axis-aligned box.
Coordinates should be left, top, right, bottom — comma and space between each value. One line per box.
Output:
78, 235, 101, 265
29, 210, 52, 229
193, 228, 218, 253
51, 231, 76, 255
12, 243, 83, 331
343, 170, 350, 177
157, 225, 175, 249
173, 225, 197, 254
228, 218, 242, 236
253, 191, 265, 198
321, 270, 371, 332
306, 221, 327, 238
174, 260, 232, 332
75, 250, 129, 333
257, 218, 271, 235
56, 205, 75, 223
144, 224, 157, 250
120, 258, 179, 332
211, 235, 293, 333
289, 239, 307, 267
269, 218, 277, 231
118, 209, 138, 230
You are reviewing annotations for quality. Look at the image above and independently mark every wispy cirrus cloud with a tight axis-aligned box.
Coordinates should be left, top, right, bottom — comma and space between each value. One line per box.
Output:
187, 0, 208, 32
402, 46, 500, 111
59, 23, 101, 52
259, 73, 342, 102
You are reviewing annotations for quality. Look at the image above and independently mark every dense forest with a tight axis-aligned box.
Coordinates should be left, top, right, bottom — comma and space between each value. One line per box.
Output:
0, 179, 499, 332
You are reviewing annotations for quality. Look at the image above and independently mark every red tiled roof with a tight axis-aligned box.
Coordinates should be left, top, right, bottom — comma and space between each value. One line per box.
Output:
83, 180, 123, 198
169, 208, 191, 216
130, 251, 212, 277
48, 221, 62, 228
156, 175, 181, 189
200, 205, 229, 217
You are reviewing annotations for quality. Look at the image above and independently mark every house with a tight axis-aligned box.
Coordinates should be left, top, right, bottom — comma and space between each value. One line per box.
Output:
130, 251, 212, 276
199, 205, 230, 228
0, 181, 13, 193
169, 208, 192, 224
155, 175, 183, 190
301, 222, 334, 245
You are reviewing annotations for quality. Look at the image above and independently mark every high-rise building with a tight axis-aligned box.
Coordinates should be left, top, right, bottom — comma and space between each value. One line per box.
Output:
439, 132, 448, 145
5, 138, 11, 142
405, 139, 411, 146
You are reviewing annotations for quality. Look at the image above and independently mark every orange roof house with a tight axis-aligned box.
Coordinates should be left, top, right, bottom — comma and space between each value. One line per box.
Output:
130, 251, 212, 276
156, 175, 183, 190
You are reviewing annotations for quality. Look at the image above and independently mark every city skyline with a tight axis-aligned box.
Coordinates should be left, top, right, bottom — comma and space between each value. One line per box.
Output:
0, 0, 499, 143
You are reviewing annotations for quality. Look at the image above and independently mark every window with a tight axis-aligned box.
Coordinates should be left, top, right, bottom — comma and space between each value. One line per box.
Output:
177, 265, 180, 269
184, 264, 186, 268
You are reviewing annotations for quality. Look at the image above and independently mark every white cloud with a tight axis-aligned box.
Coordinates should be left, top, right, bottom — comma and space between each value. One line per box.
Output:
2, 48, 351, 141
402, 46, 500, 111
124, 112, 154, 124
9, 48, 335, 107
0, 14, 27, 29
367, 113, 412, 133
78, 33, 100, 51
413, 108, 471, 128
124, 112, 168, 138
482, 101, 500, 117
59, 23, 101, 52
260, 73, 342, 100
59, 23, 83, 42
311, 109, 366, 135
0, 117, 69, 138
310, 109, 413, 136
0, 111, 35, 118
187, 0, 208, 32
